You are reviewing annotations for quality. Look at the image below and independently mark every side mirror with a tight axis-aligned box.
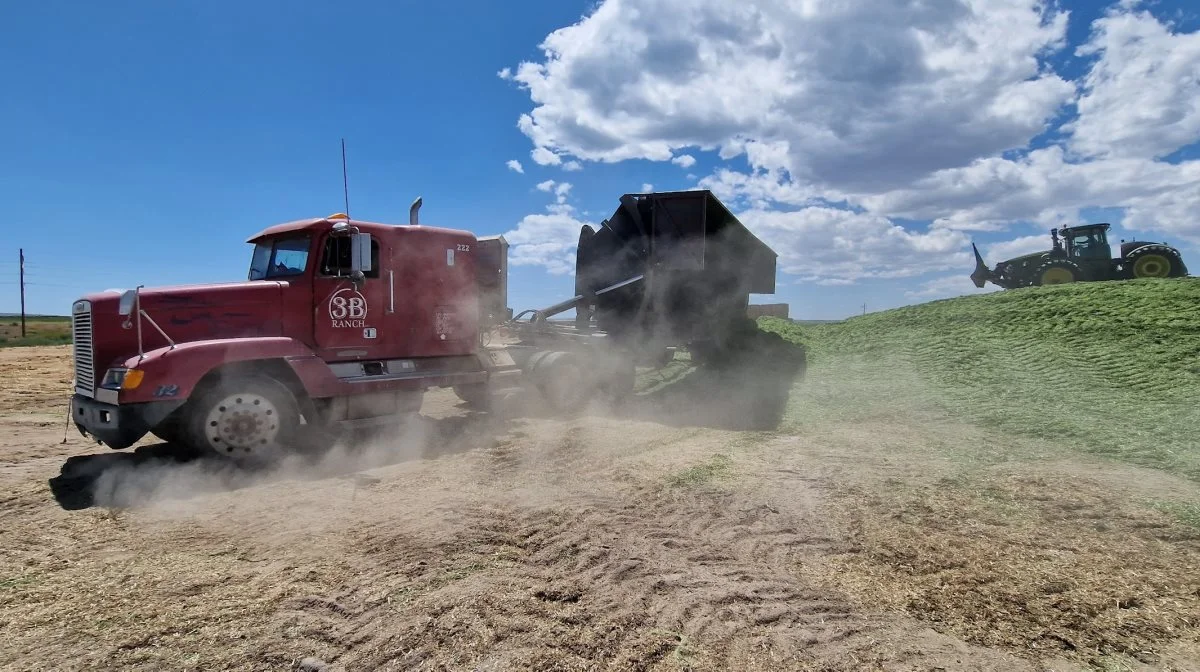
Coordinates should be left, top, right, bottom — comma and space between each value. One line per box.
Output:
118, 289, 137, 317
350, 270, 366, 288
350, 233, 372, 275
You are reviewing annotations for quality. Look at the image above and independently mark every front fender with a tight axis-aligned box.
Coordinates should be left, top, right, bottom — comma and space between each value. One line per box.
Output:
114, 337, 317, 404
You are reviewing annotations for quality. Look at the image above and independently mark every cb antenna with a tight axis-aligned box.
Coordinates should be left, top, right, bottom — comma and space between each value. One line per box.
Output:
341, 138, 351, 220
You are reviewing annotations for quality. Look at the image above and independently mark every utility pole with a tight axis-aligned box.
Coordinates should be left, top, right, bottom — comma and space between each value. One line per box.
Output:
861, 302, 866, 317
19, 249, 26, 337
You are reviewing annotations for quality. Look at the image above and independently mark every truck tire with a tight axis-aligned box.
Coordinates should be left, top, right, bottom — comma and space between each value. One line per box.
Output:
1031, 259, 1080, 286
533, 351, 595, 414
184, 373, 301, 465
600, 358, 635, 402
1124, 244, 1187, 279
150, 408, 194, 452
452, 383, 491, 409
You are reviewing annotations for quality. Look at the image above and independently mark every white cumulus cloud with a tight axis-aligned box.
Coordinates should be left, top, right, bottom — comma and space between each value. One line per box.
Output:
504, 189, 586, 274
503, 0, 1074, 192
506, 159, 524, 174
502, 0, 1200, 284
672, 154, 697, 169
1065, 6, 1200, 160
737, 207, 971, 284
906, 273, 1002, 300
983, 234, 1054, 262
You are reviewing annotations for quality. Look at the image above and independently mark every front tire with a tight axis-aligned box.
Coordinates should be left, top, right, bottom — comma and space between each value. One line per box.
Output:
150, 408, 189, 446
1125, 245, 1187, 279
185, 374, 301, 465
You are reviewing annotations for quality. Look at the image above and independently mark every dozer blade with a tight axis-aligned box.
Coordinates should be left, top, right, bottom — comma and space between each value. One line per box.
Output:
970, 242, 992, 288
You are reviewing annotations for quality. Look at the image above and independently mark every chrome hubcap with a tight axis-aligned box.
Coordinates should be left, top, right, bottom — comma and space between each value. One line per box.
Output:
203, 393, 280, 456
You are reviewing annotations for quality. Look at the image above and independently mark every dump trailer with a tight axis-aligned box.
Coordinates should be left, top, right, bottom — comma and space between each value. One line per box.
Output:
67, 189, 785, 464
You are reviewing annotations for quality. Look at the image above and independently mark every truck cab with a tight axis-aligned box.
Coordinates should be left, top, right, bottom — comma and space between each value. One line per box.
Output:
69, 208, 498, 461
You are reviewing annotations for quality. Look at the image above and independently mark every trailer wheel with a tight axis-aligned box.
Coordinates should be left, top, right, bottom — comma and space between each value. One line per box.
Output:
185, 374, 301, 465
534, 352, 595, 414
600, 358, 635, 402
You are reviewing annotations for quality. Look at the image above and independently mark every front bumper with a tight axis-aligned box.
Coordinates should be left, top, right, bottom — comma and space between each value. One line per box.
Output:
71, 394, 182, 450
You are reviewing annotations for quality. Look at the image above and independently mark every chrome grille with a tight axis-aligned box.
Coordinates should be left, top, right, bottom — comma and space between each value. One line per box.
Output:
72, 301, 95, 397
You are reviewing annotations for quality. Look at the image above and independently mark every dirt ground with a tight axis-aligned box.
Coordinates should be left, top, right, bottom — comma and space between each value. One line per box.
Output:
2, 345, 1199, 671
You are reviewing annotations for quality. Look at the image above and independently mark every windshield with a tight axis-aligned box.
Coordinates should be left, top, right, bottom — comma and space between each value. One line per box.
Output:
248, 235, 311, 280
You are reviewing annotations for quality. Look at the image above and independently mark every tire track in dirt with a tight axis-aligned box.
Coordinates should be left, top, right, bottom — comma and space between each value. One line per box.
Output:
274, 465, 1033, 671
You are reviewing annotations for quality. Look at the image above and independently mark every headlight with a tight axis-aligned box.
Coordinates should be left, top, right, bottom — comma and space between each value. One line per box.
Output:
100, 368, 145, 390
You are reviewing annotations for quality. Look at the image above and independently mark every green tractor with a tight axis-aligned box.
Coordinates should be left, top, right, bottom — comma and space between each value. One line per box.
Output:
970, 223, 1188, 289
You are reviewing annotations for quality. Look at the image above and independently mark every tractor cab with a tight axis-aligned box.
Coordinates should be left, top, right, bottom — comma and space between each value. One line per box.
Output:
1058, 223, 1113, 261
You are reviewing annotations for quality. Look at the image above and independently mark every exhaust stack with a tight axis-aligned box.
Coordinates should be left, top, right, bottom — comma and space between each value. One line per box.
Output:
409, 197, 423, 226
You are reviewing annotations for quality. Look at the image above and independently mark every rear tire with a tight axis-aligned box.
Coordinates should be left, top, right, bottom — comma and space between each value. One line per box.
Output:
452, 383, 491, 409
184, 374, 301, 465
1124, 244, 1187, 279
1032, 259, 1081, 286
534, 352, 595, 414
600, 358, 635, 403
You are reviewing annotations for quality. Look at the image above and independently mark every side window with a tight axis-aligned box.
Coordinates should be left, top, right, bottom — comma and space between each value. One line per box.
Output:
319, 235, 380, 278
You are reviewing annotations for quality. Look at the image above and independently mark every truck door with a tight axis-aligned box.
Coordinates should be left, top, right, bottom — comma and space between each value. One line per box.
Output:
312, 232, 387, 359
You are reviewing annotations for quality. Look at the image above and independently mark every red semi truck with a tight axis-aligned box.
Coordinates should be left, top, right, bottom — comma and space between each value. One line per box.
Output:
68, 190, 781, 463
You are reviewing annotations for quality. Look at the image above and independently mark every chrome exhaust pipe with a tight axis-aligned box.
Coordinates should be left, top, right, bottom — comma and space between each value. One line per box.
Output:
409, 196, 423, 226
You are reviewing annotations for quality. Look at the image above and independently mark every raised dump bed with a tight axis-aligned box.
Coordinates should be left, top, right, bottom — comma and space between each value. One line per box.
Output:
572, 189, 778, 351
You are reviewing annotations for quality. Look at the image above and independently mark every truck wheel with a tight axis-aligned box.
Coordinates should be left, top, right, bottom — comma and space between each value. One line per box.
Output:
150, 409, 192, 450
453, 383, 491, 409
534, 352, 594, 414
1032, 260, 1080, 286
1125, 245, 1186, 279
185, 374, 301, 465
596, 358, 635, 406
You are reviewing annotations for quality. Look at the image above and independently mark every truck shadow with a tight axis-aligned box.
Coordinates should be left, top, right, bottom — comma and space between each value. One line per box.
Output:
47, 412, 511, 511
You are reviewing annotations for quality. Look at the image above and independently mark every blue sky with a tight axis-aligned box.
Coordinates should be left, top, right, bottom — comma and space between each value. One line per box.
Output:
3, 0, 1199, 320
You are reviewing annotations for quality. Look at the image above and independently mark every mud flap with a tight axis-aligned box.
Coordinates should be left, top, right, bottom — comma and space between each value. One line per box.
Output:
970, 243, 992, 289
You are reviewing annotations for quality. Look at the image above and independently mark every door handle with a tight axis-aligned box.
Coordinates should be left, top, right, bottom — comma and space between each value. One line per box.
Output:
388, 270, 395, 314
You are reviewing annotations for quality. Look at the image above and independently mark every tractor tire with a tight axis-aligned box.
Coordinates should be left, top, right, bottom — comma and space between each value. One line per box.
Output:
184, 373, 302, 466
1031, 259, 1081, 286
1124, 244, 1187, 279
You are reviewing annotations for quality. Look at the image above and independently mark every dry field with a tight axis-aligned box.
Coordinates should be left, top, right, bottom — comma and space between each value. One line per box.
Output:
2, 344, 1199, 671
0, 316, 71, 348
